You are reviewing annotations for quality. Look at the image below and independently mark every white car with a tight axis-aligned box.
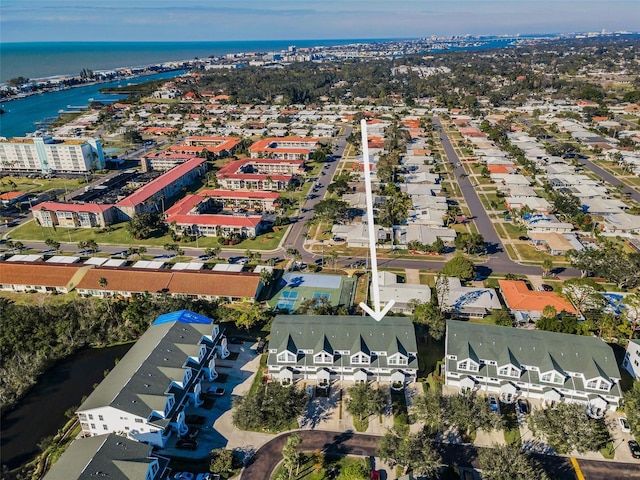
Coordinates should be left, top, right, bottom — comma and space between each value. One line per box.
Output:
619, 416, 631, 433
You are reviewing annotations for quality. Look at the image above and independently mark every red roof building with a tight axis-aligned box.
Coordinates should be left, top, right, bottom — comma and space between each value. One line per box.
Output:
249, 137, 318, 160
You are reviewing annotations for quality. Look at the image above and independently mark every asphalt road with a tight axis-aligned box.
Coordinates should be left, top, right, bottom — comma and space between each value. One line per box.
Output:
240, 430, 610, 480
432, 117, 581, 277
576, 156, 640, 204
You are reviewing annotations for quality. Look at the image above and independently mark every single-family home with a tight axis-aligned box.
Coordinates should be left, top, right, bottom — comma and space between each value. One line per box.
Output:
376, 271, 431, 313
498, 279, 577, 321
444, 321, 623, 414
439, 277, 501, 318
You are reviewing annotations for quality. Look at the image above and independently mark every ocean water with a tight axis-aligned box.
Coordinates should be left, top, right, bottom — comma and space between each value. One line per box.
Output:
0, 39, 390, 83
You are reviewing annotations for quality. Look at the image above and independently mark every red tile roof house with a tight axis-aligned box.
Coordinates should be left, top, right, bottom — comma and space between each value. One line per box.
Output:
498, 279, 577, 322
215, 159, 296, 191
164, 193, 268, 238
249, 137, 319, 161
115, 157, 207, 220
32, 202, 118, 228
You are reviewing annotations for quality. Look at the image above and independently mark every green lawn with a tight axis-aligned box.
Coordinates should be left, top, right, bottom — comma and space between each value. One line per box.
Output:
7, 219, 286, 251
501, 222, 527, 240
513, 244, 561, 263
271, 454, 369, 480
0, 176, 86, 195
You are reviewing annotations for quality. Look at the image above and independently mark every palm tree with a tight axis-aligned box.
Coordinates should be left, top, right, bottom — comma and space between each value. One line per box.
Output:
98, 276, 108, 291
137, 246, 147, 259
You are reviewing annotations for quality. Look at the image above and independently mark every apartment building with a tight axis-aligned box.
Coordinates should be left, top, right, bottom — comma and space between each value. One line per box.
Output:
0, 136, 105, 173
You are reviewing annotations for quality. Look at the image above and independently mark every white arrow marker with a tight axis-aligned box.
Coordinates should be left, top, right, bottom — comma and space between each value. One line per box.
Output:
358, 119, 395, 321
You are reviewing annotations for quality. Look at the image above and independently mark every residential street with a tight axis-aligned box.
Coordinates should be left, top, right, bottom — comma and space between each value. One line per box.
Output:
239, 429, 640, 480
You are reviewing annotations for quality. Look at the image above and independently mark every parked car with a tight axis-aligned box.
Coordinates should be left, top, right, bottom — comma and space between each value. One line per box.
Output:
256, 338, 267, 354
628, 440, 640, 459
488, 394, 500, 413
196, 474, 220, 480
206, 387, 225, 396
619, 416, 631, 433
540, 284, 554, 292
518, 235, 529, 241
516, 398, 530, 415
370, 470, 380, 480
173, 473, 195, 480
176, 439, 198, 450
185, 415, 206, 425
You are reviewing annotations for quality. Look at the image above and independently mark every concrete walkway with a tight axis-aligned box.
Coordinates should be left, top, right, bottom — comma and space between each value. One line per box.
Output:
404, 268, 421, 285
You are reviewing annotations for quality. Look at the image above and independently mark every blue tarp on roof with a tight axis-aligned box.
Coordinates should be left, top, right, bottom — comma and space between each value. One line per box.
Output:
152, 310, 212, 326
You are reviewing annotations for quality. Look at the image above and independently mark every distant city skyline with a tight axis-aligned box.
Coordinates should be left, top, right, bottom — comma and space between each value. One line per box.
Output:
1, 0, 638, 43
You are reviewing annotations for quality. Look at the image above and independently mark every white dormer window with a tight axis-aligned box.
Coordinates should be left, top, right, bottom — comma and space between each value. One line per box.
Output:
277, 351, 296, 363
183, 369, 192, 384
541, 371, 564, 384
498, 366, 520, 378
351, 353, 370, 365
458, 359, 478, 372
587, 378, 611, 391
314, 351, 333, 364
164, 396, 174, 416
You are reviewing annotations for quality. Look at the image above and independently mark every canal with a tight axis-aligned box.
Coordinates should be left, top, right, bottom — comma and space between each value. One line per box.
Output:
0, 343, 133, 470
0, 69, 185, 139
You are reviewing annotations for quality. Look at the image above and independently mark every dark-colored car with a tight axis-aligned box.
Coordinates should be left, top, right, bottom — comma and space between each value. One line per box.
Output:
176, 439, 198, 450
256, 338, 267, 354
206, 387, 225, 396
541, 284, 554, 292
629, 440, 640, 459
518, 235, 529, 241
516, 398, 530, 415
185, 415, 205, 425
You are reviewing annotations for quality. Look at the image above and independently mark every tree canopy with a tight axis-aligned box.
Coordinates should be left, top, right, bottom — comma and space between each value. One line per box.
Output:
442, 255, 476, 281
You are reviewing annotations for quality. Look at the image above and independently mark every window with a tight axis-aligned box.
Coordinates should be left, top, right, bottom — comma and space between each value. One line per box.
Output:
277, 351, 296, 363
351, 353, 370, 365
314, 352, 333, 364
88, 414, 94, 420
103, 425, 108, 430
499, 366, 520, 378
586, 380, 598, 389
135, 418, 144, 423
98, 415, 103, 421
90, 424, 96, 429
598, 382, 610, 391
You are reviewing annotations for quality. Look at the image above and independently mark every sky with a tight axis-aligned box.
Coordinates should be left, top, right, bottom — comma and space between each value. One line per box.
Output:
1, 0, 639, 43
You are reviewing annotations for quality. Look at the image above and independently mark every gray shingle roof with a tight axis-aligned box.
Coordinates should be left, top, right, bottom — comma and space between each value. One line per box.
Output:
44, 434, 168, 480
268, 315, 417, 368
78, 318, 219, 425
446, 321, 620, 380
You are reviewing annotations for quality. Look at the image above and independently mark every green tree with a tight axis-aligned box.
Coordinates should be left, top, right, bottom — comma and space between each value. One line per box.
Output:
346, 383, 387, 425
209, 448, 236, 476
410, 388, 445, 435
45, 238, 61, 253
123, 129, 143, 144
478, 444, 549, 480
529, 402, 610, 454
341, 460, 369, 480
442, 255, 476, 282
232, 382, 307, 432
454, 232, 485, 254
443, 391, 503, 439
313, 198, 348, 223
541, 258, 554, 277
377, 429, 442, 478
410, 299, 445, 341
623, 381, 640, 439
126, 213, 163, 240
235, 304, 265, 330
282, 433, 303, 479
561, 278, 605, 318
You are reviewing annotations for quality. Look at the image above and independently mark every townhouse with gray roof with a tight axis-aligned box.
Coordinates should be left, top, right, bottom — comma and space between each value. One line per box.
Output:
76, 310, 228, 447
444, 321, 622, 417
44, 434, 169, 480
267, 315, 418, 385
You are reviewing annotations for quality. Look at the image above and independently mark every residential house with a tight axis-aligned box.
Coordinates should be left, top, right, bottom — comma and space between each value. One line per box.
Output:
440, 277, 501, 318
267, 315, 418, 385
528, 232, 583, 256
76, 310, 228, 447
525, 214, 574, 234
376, 271, 431, 314
498, 279, 577, 321
601, 212, 640, 235
622, 339, 640, 380
44, 434, 170, 480
444, 321, 623, 413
